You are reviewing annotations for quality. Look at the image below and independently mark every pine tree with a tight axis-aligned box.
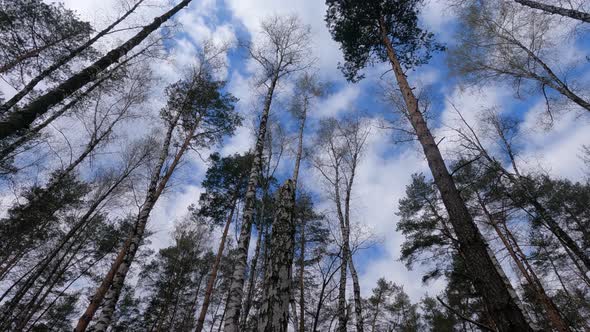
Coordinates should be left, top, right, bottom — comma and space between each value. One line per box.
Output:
325, 1, 534, 329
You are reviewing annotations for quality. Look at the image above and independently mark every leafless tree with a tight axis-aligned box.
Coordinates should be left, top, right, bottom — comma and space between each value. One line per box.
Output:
223, 15, 313, 332
449, 0, 590, 118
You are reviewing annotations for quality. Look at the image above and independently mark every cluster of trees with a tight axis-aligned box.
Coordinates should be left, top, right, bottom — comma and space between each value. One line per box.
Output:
0, 0, 588, 331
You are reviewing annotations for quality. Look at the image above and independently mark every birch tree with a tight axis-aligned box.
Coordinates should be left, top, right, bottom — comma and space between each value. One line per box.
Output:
449, 1, 590, 116
513, 0, 590, 23
223, 15, 312, 332
0, 0, 192, 140
76, 47, 240, 331
312, 116, 369, 332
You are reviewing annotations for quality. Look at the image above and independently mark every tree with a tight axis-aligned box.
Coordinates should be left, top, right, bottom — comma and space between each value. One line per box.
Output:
76, 49, 240, 331
0, 0, 192, 140
195, 152, 253, 332
257, 180, 296, 332
0, 0, 94, 80
288, 72, 327, 332
312, 116, 370, 332
0, 140, 151, 330
0, 39, 157, 172
0, 0, 146, 113
138, 221, 212, 332
453, 159, 572, 331
452, 109, 590, 274
290, 192, 329, 331
449, 1, 590, 116
513, 0, 590, 23
420, 296, 456, 331
0, 67, 150, 266
365, 278, 420, 332
223, 15, 312, 332
325, 1, 535, 329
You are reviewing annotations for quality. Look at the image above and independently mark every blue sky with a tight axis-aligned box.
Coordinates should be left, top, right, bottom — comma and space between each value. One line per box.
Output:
27, 0, 590, 301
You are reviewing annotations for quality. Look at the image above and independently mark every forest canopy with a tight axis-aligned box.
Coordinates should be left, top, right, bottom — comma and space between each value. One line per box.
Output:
0, 0, 589, 331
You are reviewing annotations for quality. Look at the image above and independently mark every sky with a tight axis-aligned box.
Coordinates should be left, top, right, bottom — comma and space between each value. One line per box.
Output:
13, 0, 590, 302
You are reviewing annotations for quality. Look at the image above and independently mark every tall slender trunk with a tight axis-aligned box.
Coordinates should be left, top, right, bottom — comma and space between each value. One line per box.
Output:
292, 90, 307, 332
240, 219, 264, 329
13, 236, 88, 331
180, 273, 205, 331
298, 223, 305, 332
0, 45, 148, 162
88, 245, 136, 332
0, 0, 192, 139
348, 256, 363, 332
0, 0, 146, 114
337, 245, 348, 332
223, 73, 279, 332
195, 196, 238, 332
477, 195, 570, 332
345, 154, 363, 332
74, 112, 183, 332
514, 0, 590, 23
331, 162, 349, 332
90, 123, 197, 332
257, 180, 296, 332
378, 17, 534, 332
369, 291, 382, 332
0, 124, 136, 324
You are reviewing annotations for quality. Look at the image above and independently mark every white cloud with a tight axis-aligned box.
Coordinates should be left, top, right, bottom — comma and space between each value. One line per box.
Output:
313, 85, 361, 118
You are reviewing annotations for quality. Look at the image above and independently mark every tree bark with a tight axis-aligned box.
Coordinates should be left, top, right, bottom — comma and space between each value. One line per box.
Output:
292, 81, 308, 332
514, 0, 590, 23
257, 180, 296, 332
348, 255, 363, 332
0, 0, 191, 140
240, 218, 264, 329
0, 0, 146, 114
195, 196, 238, 332
378, 17, 535, 332
298, 222, 305, 332
223, 73, 279, 332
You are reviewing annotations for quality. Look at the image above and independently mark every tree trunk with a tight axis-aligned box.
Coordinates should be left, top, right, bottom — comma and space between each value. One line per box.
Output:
0, 38, 67, 74
298, 222, 305, 332
90, 122, 197, 332
0, 45, 148, 162
477, 195, 570, 332
195, 196, 238, 332
370, 291, 382, 332
378, 17, 535, 332
240, 219, 264, 329
514, 0, 590, 23
0, 0, 192, 139
0, 122, 136, 323
74, 112, 184, 332
293, 83, 308, 332
348, 256, 363, 332
337, 245, 348, 332
0, 0, 146, 114
88, 245, 136, 332
257, 180, 296, 332
223, 73, 279, 332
